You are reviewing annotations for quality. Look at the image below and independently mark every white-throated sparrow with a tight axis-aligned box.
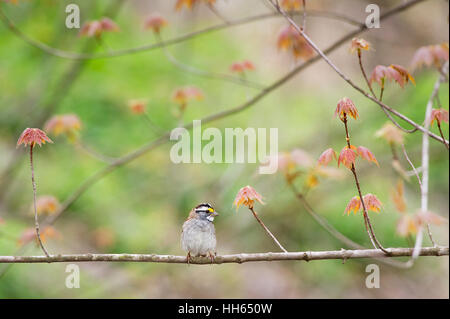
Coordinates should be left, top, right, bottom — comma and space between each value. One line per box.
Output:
181, 203, 218, 264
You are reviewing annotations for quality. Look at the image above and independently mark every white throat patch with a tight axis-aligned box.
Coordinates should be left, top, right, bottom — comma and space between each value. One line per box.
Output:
206, 215, 214, 222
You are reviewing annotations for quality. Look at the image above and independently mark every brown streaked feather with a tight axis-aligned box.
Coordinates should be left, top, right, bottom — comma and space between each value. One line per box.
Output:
186, 207, 197, 221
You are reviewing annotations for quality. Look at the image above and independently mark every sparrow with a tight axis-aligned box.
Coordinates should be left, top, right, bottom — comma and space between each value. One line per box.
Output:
181, 203, 218, 264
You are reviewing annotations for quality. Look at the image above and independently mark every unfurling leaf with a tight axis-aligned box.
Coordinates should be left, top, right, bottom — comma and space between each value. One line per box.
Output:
338, 145, 358, 169
391, 180, 407, 213
357, 146, 379, 166
17, 128, 53, 148
318, 148, 337, 166
335, 97, 359, 121
233, 185, 264, 210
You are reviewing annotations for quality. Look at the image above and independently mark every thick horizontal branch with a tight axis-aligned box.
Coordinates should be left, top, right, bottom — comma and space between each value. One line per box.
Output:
0, 247, 447, 264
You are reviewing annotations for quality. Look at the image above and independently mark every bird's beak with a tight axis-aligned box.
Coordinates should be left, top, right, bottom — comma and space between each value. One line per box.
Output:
212, 211, 219, 217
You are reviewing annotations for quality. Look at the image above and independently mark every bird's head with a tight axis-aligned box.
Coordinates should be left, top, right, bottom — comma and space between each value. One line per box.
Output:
190, 203, 219, 222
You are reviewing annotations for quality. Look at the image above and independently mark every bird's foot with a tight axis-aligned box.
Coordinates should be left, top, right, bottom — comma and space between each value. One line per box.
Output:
186, 252, 191, 266
208, 252, 215, 264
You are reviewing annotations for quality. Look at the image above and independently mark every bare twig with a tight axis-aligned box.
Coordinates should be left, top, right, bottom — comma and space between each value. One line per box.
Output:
414, 63, 449, 254
249, 207, 288, 252
155, 33, 265, 90
342, 115, 388, 253
437, 123, 449, 150
74, 140, 117, 164
29, 145, 50, 258
401, 143, 423, 190
301, 0, 307, 30
0, 247, 446, 264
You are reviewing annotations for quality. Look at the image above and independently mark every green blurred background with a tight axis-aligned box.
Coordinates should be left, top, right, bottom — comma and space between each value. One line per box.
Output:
0, 0, 448, 298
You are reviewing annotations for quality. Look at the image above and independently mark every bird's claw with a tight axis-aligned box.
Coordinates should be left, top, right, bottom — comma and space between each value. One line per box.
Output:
208, 252, 215, 264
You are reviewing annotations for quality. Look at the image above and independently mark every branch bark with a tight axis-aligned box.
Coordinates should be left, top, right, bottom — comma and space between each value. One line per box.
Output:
0, 247, 446, 264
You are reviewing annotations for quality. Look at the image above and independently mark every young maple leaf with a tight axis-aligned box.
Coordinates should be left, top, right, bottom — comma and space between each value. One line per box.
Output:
350, 37, 371, 54
175, 0, 216, 10
416, 210, 446, 226
172, 86, 204, 106
290, 148, 313, 167
144, 13, 168, 33
344, 196, 361, 215
335, 97, 359, 121
44, 114, 82, 138
230, 60, 255, 74
277, 25, 314, 61
411, 43, 449, 70
33, 195, 60, 216
338, 145, 358, 169
17, 128, 53, 148
259, 149, 312, 183
40, 226, 62, 243
375, 122, 405, 145
389, 64, 415, 86
363, 194, 382, 213
280, 0, 303, 11
79, 17, 119, 38
356, 146, 379, 166
430, 108, 449, 126
318, 148, 337, 166
305, 172, 319, 189
396, 215, 418, 237
391, 180, 407, 213
92, 227, 116, 249
233, 185, 264, 210
18, 226, 61, 246
370, 64, 414, 88
128, 99, 147, 114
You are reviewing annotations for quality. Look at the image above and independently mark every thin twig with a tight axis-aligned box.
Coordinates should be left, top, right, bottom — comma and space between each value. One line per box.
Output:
74, 140, 117, 164
249, 207, 288, 252
343, 115, 388, 253
141, 112, 165, 135
29, 145, 50, 258
301, 0, 307, 30
207, 3, 230, 24
414, 63, 449, 253
0, 247, 446, 264
155, 33, 265, 90
437, 123, 449, 150
401, 143, 423, 190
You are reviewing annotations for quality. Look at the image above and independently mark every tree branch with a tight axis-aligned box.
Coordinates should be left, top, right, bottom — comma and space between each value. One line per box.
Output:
0, 9, 362, 61
0, 247, 447, 264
